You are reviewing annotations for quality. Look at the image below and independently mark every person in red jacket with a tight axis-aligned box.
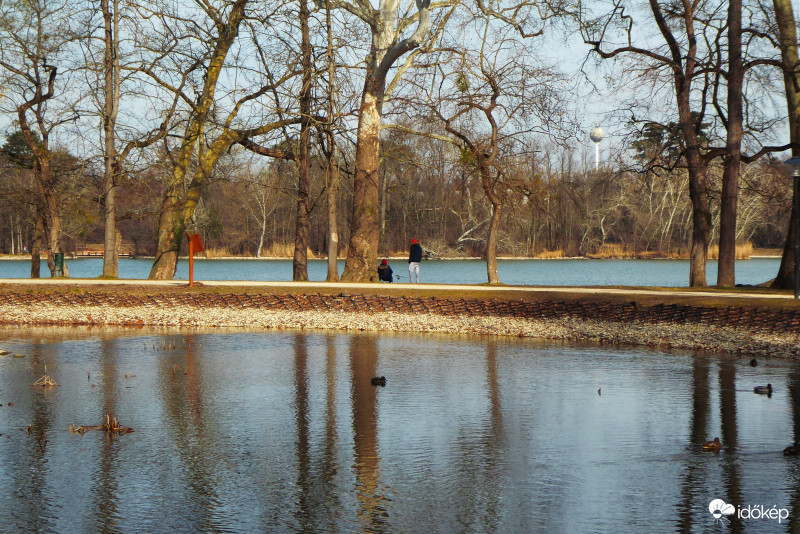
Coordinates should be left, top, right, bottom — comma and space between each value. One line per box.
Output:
408, 238, 422, 283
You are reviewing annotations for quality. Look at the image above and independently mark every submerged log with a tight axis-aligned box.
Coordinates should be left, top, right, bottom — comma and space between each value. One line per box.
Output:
70, 414, 133, 436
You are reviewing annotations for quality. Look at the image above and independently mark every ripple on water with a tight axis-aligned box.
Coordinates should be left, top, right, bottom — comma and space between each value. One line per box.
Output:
1, 329, 799, 533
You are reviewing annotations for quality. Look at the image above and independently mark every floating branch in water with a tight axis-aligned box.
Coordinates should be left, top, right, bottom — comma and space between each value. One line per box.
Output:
31, 375, 59, 387
70, 414, 133, 436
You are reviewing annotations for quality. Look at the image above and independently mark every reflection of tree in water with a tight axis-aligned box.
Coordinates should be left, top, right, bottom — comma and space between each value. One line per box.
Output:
718, 359, 742, 534
11, 339, 51, 532
448, 339, 504, 532
94, 338, 121, 528
788, 366, 800, 533
678, 356, 710, 532
157, 333, 221, 531
293, 333, 313, 531
323, 334, 342, 518
349, 335, 389, 533
678, 357, 745, 533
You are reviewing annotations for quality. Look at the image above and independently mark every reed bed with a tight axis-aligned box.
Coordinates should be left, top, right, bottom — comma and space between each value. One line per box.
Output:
708, 242, 753, 260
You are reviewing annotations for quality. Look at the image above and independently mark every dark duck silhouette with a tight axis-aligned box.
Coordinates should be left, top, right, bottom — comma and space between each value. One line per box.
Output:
371, 376, 387, 386
753, 384, 773, 395
702, 437, 722, 452
784, 443, 800, 456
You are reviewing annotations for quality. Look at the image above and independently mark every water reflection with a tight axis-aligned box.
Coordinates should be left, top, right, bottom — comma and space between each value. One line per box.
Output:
0, 328, 798, 533
349, 335, 388, 533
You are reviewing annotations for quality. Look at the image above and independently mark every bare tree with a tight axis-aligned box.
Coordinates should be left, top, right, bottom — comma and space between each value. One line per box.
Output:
0, 0, 82, 277
337, 0, 446, 282
771, 0, 800, 289
323, 0, 341, 281
136, 0, 300, 279
582, 0, 719, 286
407, 2, 564, 282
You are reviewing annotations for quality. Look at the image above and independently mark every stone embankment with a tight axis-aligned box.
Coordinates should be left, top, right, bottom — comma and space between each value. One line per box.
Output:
0, 291, 798, 359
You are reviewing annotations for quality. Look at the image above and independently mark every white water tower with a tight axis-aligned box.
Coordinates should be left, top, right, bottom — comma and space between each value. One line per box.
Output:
590, 124, 605, 171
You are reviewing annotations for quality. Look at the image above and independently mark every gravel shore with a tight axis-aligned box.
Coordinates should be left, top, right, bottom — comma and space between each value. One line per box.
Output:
1, 302, 798, 359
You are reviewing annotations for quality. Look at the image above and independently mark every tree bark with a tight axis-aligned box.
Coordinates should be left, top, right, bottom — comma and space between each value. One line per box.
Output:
149, 0, 248, 280
324, 0, 339, 282
326, 151, 340, 281
717, 0, 743, 287
485, 202, 501, 284
340, 0, 431, 282
101, 0, 120, 278
772, 0, 800, 289
293, 0, 312, 282
342, 80, 383, 282
30, 211, 43, 279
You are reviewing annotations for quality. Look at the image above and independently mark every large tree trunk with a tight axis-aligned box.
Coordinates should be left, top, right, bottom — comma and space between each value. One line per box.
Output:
324, 0, 339, 282
149, 191, 183, 279
30, 211, 43, 278
687, 162, 710, 287
326, 147, 340, 282
340, 0, 431, 282
37, 160, 67, 278
717, 0, 743, 287
101, 0, 120, 278
676, 84, 709, 287
772, 0, 800, 289
148, 0, 247, 280
485, 202, 501, 284
342, 83, 382, 282
293, 0, 311, 282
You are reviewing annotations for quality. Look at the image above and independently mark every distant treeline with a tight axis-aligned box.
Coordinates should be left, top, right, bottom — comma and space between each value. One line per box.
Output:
0, 133, 789, 260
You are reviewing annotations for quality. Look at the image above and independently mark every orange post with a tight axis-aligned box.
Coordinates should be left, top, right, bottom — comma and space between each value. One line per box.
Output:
189, 238, 194, 286
187, 234, 204, 287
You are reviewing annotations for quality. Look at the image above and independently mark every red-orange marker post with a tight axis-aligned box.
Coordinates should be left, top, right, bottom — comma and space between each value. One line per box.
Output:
188, 234, 204, 286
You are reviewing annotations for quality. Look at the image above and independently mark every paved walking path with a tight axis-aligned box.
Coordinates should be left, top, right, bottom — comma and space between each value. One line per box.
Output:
0, 277, 796, 301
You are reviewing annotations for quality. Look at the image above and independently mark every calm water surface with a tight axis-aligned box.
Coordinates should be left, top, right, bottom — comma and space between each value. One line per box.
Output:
0, 327, 798, 533
0, 257, 781, 286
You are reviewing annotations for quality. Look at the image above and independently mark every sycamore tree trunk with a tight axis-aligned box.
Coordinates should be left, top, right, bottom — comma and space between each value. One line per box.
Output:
772, 0, 800, 289
717, 0, 743, 287
150, 189, 185, 279
340, 0, 431, 282
342, 81, 383, 282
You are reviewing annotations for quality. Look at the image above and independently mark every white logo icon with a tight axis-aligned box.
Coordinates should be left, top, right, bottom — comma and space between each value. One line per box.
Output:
709, 499, 736, 520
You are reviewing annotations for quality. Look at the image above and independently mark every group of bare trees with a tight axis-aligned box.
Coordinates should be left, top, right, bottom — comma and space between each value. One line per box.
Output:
0, 0, 799, 287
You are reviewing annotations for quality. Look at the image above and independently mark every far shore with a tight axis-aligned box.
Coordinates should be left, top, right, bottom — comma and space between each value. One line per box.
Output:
0, 251, 784, 261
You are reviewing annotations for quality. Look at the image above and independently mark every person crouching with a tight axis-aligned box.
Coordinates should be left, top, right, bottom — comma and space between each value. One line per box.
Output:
378, 259, 393, 282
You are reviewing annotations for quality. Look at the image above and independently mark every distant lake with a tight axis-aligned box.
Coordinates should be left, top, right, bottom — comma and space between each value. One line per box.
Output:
0, 257, 781, 287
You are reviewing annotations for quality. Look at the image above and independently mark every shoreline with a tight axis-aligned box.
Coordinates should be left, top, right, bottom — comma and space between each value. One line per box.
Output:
0, 305, 797, 358
0, 286, 798, 359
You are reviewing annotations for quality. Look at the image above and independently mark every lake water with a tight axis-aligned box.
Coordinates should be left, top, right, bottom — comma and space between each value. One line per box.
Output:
0, 327, 799, 533
0, 257, 782, 286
